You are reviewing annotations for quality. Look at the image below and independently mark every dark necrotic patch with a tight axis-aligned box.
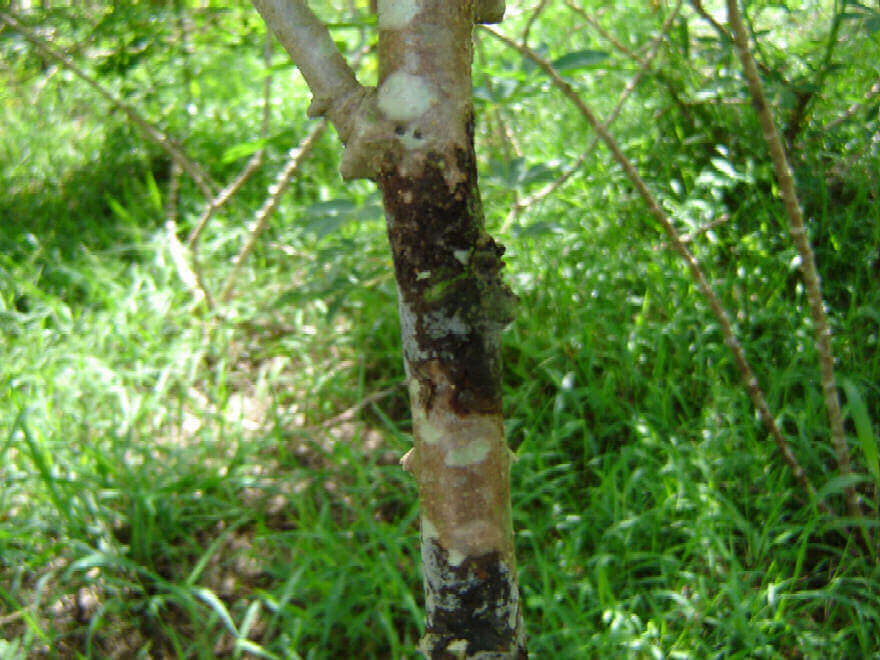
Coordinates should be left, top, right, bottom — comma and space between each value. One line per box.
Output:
377, 149, 515, 414
422, 540, 525, 658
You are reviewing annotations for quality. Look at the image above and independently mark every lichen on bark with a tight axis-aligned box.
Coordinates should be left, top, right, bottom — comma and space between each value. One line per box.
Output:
251, 0, 525, 654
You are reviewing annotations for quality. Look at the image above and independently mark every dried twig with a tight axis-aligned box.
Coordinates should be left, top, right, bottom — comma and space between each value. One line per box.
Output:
180, 33, 278, 307
219, 122, 326, 303
689, 0, 732, 43
0, 11, 218, 200
186, 34, 276, 249
484, 24, 831, 515
664, 213, 730, 247
521, 0, 550, 47
505, 0, 682, 228
824, 79, 880, 132
564, 1, 638, 61
727, 0, 859, 518
166, 220, 213, 309
310, 384, 403, 431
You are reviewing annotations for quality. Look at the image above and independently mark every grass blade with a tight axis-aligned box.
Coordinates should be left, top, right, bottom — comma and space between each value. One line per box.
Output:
842, 379, 879, 483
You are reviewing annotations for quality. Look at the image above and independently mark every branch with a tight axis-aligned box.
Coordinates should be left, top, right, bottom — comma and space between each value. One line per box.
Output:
689, 0, 733, 44
0, 11, 218, 200
475, 0, 505, 24
727, 0, 859, 519
505, 0, 682, 227
250, 0, 363, 140
564, 1, 639, 61
521, 0, 549, 46
219, 121, 326, 303
186, 31, 277, 248
824, 78, 880, 132
484, 24, 831, 515
783, 4, 846, 147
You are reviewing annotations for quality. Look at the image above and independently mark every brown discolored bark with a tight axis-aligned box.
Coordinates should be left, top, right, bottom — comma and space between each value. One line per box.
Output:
251, 0, 526, 655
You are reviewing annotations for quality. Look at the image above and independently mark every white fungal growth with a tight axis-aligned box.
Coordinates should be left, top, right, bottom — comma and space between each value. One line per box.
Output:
378, 72, 436, 122
423, 310, 468, 339
417, 416, 444, 444
399, 133, 424, 150
447, 549, 467, 567
378, 0, 420, 30
445, 438, 492, 466
422, 516, 439, 540
446, 639, 468, 653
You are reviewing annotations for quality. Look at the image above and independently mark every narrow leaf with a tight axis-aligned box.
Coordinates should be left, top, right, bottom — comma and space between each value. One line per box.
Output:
145, 171, 163, 213
551, 49, 610, 72
222, 139, 267, 164
842, 379, 879, 482
194, 587, 238, 637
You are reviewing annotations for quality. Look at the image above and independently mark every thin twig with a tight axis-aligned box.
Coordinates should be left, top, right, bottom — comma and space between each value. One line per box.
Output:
521, 0, 550, 47
219, 121, 326, 303
0, 11, 218, 200
727, 0, 859, 518
484, 24, 831, 515
505, 0, 682, 228
689, 0, 732, 43
783, 4, 846, 147
309, 385, 403, 431
824, 79, 880, 132
564, 1, 639, 61
186, 34, 275, 248
165, 3, 191, 225
166, 220, 213, 309
664, 213, 730, 247
182, 35, 277, 306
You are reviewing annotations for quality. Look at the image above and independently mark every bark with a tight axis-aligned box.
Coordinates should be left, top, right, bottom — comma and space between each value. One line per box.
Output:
727, 0, 859, 519
252, 0, 525, 656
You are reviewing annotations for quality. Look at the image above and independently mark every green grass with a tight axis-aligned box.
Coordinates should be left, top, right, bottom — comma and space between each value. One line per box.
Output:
2, 0, 880, 657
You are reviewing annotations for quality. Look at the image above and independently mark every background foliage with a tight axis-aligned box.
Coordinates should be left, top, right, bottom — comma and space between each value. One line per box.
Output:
1, 0, 879, 656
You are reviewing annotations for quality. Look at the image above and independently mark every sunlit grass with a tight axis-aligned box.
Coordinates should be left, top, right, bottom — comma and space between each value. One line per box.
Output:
2, 0, 879, 657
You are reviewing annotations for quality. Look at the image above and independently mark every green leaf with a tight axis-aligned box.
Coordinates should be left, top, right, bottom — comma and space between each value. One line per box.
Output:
817, 472, 870, 500
105, 196, 134, 224
516, 221, 563, 238
304, 199, 357, 217
145, 171, 163, 214
842, 379, 879, 483
551, 49, 610, 72
303, 199, 358, 241
194, 587, 238, 637
520, 163, 559, 187
221, 139, 267, 164
711, 157, 740, 180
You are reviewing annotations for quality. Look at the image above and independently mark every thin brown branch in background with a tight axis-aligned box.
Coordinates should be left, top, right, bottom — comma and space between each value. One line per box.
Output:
166, 2, 191, 225
672, 213, 730, 246
521, 0, 550, 47
689, 0, 732, 43
186, 32, 276, 249
0, 11, 218, 200
825, 79, 880, 132
564, 1, 638, 61
783, 6, 845, 147
506, 0, 682, 228
166, 220, 214, 309
485, 24, 832, 515
727, 0, 860, 518
219, 122, 326, 303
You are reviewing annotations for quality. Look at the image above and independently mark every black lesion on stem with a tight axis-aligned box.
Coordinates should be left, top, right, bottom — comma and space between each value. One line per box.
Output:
377, 147, 516, 415
422, 539, 526, 659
